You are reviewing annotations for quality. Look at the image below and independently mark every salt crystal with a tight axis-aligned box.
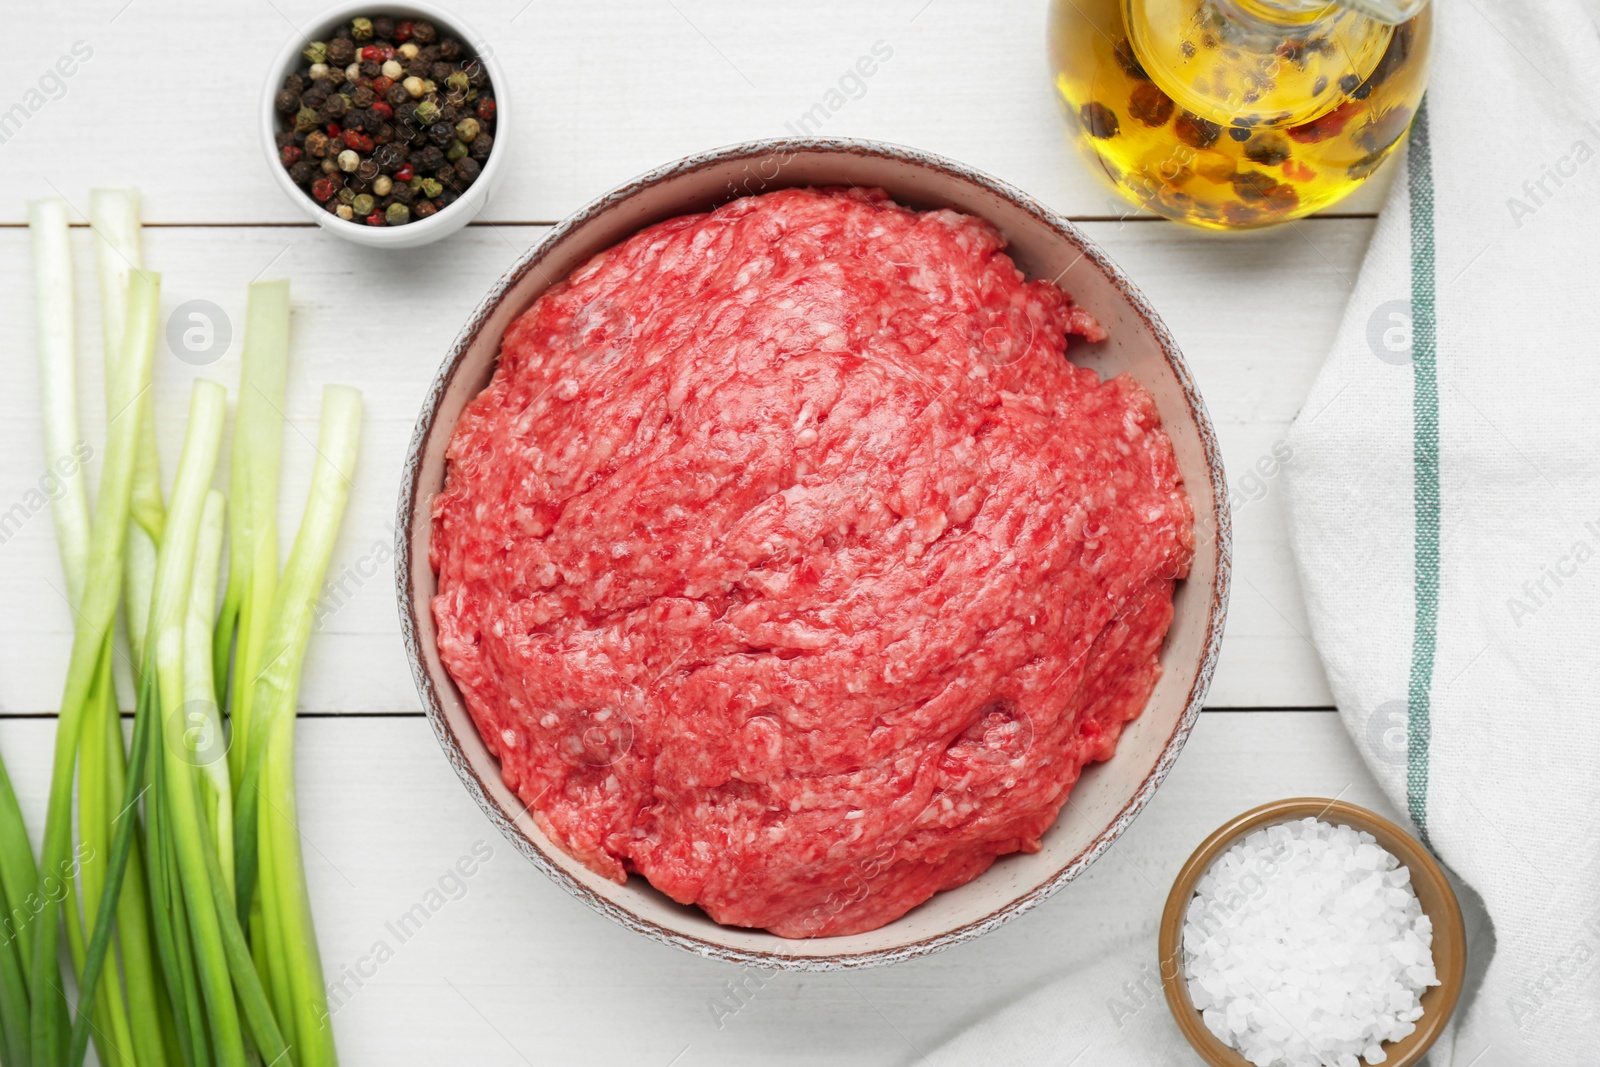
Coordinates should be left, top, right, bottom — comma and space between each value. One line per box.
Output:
1182, 817, 1438, 1067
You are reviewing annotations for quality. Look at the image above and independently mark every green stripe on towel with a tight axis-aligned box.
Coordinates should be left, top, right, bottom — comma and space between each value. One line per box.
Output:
1406, 97, 1437, 843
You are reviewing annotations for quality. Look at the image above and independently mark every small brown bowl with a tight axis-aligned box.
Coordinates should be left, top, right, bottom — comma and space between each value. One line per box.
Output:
1158, 798, 1466, 1067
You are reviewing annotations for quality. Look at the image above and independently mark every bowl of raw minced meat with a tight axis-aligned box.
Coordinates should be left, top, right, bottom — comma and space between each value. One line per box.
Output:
397, 138, 1230, 969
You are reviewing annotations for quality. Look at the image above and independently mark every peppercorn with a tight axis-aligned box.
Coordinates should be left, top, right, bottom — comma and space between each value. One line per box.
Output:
311, 176, 340, 202
414, 199, 438, 219
371, 144, 404, 172
413, 145, 444, 171
352, 84, 378, 109
446, 139, 468, 163
309, 62, 331, 81
327, 37, 355, 65
338, 148, 360, 172
370, 100, 393, 120
437, 103, 459, 124
294, 105, 320, 133
288, 159, 315, 185
1128, 82, 1175, 127
417, 176, 443, 198
454, 157, 480, 185
319, 95, 348, 122
469, 132, 492, 161
399, 40, 419, 59
321, 156, 339, 174
385, 202, 411, 225
475, 97, 496, 123
411, 20, 436, 43
1113, 38, 1148, 80
370, 174, 392, 196
454, 116, 480, 143
394, 163, 414, 182
390, 181, 416, 204
1243, 132, 1291, 166
382, 58, 403, 80
343, 128, 375, 152
385, 83, 410, 107
326, 65, 347, 86
351, 17, 374, 40
302, 84, 330, 109
338, 186, 357, 205
466, 61, 489, 89
348, 175, 371, 194
336, 204, 355, 221
395, 20, 414, 42
1079, 101, 1119, 139
1173, 110, 1221, 149
274, 129, 297, 150
446, 70, 470, 93
437, 188, 459, 208
303, 40, 328, 64
280, 144, 304, 168
275, 88, 300, 113
427, 120, 455, 147
418, 43, 441, 63
282, 71, 306, 94
365, 209, 386, 226
435, 162, 457, 189
430, 61, 453, 84
372, 15, 395, 38
445, 89, 467, 110
401, 74, 426, 99
373, 121, 396, 144
372, 75, 395, 96
357, 157, 380, 182
360, 58, 381, 79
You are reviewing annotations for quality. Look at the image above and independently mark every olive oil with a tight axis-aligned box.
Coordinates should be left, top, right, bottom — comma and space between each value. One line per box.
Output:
1048, 0, 1431, 229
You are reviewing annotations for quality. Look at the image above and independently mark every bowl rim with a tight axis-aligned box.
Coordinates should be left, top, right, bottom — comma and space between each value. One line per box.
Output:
1157, 797, 1468, 1067
258, 0, 510, 246
395, 136, 1233, 969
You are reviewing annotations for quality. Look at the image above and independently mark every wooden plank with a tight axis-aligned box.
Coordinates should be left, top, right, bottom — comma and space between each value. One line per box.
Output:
0, 218, 1356, 712
0, 710, 1393, 1065
2, 0, 1392, 226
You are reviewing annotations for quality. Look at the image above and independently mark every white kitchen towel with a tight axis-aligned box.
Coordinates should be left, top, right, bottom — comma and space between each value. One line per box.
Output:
1282, 1, 1600, 1064
932, 3, 1600, 1066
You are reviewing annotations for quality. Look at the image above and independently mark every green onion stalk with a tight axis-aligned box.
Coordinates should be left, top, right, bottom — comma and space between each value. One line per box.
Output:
86, 190, 174, 1067
213, 280, 289, 1006
235, 385, 362, 1067
29, 266, 158, 1067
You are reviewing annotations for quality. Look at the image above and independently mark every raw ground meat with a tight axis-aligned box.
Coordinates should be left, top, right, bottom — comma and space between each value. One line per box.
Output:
431, 186, 1193, 938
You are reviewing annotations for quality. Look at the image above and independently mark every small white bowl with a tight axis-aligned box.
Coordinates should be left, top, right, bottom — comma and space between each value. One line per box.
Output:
260, 0, 509, 249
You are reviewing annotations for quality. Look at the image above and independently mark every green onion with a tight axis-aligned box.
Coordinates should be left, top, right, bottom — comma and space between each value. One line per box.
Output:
23, 194, 350, 1067
237, 385, 362, 1067
0, 751, 37, 1067
30, 267, 158, 1067
29, 200, 91, 606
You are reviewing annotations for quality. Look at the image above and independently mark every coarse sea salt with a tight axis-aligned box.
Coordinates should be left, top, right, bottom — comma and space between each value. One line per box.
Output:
1182, 817, 1438, 1067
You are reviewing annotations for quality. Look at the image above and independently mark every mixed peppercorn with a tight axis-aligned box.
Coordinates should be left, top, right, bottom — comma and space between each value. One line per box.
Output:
274, 15, 496, 227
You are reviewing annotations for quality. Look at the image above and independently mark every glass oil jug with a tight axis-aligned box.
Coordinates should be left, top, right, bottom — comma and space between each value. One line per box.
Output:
1048, 0, 1431, 228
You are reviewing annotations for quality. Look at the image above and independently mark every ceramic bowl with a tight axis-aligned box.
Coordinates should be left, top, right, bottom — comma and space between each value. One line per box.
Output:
260, 0, 509, 248
1159, 798, 1468, 1066
397, 138, 1231, 969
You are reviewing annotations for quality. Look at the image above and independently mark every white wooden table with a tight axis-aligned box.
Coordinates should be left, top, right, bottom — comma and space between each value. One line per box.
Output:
1, 2, 1403, 1063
